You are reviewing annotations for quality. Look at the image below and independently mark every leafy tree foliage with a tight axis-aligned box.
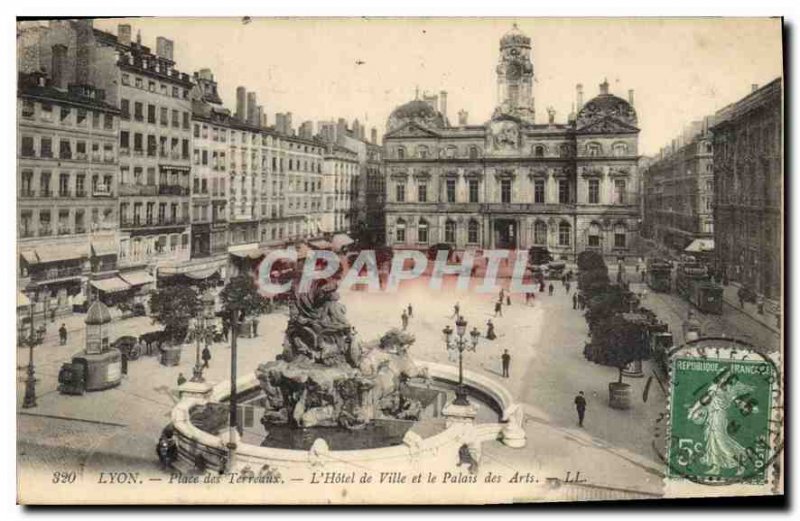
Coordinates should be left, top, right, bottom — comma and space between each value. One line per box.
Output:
220, 275, 270, 319
149, 285, 201, 344
583, 314, 650, 383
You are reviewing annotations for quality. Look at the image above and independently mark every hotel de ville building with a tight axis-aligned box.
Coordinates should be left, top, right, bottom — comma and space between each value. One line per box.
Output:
383, 25, 642, 263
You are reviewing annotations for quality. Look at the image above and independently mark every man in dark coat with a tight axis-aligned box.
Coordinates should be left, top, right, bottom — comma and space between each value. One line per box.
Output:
572, 293, 578, 310
177, 372, 187, 386
574, 391, 587, 427
548, 283, 554, 296
202, 346, 212, 369
59, 323, 67, 346
501, 349, 511, 378
494, 300, 502, 317
407, 303, 413, 318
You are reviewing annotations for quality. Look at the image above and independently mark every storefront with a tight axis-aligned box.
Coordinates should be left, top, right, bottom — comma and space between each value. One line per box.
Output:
19, 241, 88, 320
157, 257, 227, 292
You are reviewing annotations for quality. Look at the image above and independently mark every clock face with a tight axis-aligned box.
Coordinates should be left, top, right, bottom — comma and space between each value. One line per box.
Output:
510, 48, 519, 56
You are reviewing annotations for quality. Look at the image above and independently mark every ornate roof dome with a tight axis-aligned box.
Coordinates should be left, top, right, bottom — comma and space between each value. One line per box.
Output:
85, 300, 112, 325
576, 81, 638, 129
500, 23, 531, 49
386, 99, 446, 132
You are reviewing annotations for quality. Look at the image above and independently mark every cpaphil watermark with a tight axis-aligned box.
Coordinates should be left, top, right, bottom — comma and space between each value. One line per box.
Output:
255, 248, 546, 297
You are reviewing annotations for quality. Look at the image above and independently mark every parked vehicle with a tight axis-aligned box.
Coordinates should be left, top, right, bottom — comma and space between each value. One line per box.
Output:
645, 258, 673, 292
738, 285, 757, 304
528, 246, 553, 267
676, 261, 723, 314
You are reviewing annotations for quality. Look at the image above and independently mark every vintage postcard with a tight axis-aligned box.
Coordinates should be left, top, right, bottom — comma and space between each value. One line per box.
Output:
15, 16, 783, 505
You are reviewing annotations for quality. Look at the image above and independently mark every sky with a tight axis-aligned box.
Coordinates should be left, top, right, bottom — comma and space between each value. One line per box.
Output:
93, 17, 783, 155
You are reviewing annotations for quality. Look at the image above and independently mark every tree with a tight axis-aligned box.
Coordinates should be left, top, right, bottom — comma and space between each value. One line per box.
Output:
577, 250, 607, 272
585, 284, 631, 326
220, 275, 270, 318
149, 285, 201, 344
583, 314, 650, 383
578, 267, 610, 297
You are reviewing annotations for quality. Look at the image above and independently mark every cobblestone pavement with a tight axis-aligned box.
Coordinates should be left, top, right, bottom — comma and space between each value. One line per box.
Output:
18, 276, 668, 497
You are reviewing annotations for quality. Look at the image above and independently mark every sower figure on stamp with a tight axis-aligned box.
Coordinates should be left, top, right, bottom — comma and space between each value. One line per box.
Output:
574, 391, 587, 427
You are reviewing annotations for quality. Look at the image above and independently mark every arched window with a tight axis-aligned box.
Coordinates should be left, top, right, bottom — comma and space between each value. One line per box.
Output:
445, 220, 456, 244
417, 145, 428, 159
445, 145, 457, 159
534, 221, 548, 245
533, 145, 545, 158
558, 221, 571, 246
588, 222, 601, 248
397, 146, 406, 159
395, 219, 406, 243
612, 142, 628, 157
586, 143, 602, 157
614, 223, 627, 249
417, 219, 429, 244
467, 219, 479, 244
469, 146, 479, 159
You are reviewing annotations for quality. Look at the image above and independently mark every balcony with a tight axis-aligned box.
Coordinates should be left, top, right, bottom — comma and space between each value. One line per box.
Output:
159, 185, 190, 196
38, 226, 52, 236
119, 184, 157, 196
57, 226, 71, 236
75, 190, 87, 197
40, 189, 52, 198
93, 186, 113, 197
59, 190, 71, 198
20, 189, 35, 198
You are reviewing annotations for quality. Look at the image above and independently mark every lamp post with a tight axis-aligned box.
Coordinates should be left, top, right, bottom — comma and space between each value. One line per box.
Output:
442, 316, 481, 406
190, 291, 216, 383
21, 295, 43, 409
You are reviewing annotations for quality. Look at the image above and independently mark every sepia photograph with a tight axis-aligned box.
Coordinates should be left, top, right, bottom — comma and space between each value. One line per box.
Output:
12, 13, 785, 506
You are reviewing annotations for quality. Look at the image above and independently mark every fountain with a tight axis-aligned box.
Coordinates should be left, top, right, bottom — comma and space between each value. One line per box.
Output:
170, 272, 526, 475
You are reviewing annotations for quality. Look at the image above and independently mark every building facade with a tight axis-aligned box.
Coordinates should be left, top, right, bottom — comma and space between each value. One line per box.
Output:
712, 79, 782, 300
322, 144, 359, 234
384, 26, 641, 262
17, 71, 120, 318
364, 141, 385, 245
641, 118, 715, 252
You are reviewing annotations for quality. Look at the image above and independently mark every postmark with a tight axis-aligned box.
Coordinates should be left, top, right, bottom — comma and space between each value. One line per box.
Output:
653, 337, 782, 487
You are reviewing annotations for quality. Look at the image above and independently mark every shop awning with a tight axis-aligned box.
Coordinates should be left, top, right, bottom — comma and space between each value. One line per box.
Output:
34, 242, 88, 263
91, 237, 117, 257
184, 267, 219, 280
228, 243, 264, 259
332, 233, 354, 251
308, 239, 333, 250
17, 292, 30, 307
90, 277, 131, 293
20, 250, 38, 264
120, 270, 154, 286
685, 239, 715, 253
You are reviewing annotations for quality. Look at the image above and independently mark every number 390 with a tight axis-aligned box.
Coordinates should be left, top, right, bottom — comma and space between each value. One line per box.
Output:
52, 471, 76, 484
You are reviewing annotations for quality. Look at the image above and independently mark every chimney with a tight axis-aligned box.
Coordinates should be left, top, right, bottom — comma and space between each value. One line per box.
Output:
576, 84, 584, 111
261, 112, 268, 127
51, 44, 68, 89
337, 118, 347, 142
286, 112, 293, 135
751, 83, 759, 93
628, 89, 634, 106
256, 105, 263, 128
118, 24, 132, 47
155, 37, 174, 61
458, 109, 468, 126
236, 87, 247, 121
74, 21, 93, 85
371, 127, 377, 144
439, 90, 448, 120
352, 119, 360, 138
599, 79, 609, 95
246, 92, 257, 125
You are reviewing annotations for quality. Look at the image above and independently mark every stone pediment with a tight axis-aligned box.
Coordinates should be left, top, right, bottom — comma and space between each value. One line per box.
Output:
384, 121, 441, 139
576, 116, 639, 134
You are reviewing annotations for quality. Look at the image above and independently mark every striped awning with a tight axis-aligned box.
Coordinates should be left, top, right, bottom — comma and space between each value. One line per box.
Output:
228, 243, 264, 259
34, 243, 88, 263
91, 237, 117, 257
20, 250, 38, 264
184, 267, 219, 280
90, 277, 131, 293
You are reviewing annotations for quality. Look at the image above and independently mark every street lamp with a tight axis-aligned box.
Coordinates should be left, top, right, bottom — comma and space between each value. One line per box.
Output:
21, 295, 44, 409
190, 291, 216, 383
442, 316, 480, 406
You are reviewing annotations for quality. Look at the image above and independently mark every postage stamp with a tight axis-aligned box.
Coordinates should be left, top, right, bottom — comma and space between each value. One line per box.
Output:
663, 338, 782, 487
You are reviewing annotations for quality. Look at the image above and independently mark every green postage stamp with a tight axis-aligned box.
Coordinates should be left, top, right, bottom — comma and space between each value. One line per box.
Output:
667, 344, 779, 485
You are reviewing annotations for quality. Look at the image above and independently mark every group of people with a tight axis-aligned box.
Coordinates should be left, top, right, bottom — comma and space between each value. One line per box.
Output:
400, 303, 413, 330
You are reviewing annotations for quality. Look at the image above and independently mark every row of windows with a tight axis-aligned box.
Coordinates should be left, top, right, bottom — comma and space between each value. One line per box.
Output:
393, 142, 630, 159
122, 72, 190, 101
119, 233, 190, 260
120, 98, 190, 131
119, 166, 189, 189
20, 135, 115, 163
21, 100, 115, 130
119, 201, 189, 225
120, 131, 189, 160
20, 169, 112, 198
19, 207, 113, 238
193, 122, 324, 156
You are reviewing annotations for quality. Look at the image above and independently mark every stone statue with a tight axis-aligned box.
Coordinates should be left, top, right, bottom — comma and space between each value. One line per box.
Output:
256, 274, 427, 430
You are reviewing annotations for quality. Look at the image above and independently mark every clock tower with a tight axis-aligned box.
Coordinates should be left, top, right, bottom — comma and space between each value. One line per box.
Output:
495, 24, 535, 123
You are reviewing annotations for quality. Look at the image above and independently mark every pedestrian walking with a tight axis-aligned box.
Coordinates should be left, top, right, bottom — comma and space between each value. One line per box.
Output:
252, 318, 259, 337
202, 346, 212, 368
485, 320, 497, 340
177, 372, 187, 386
121, 352, 128, 376
548, 283, 554, 296
452, 302, 460, 318
401, 310, 409, 330
641, 269, 646, 283
501, 349, 511, 378
156, 427, 178, 470
506, 295, 511, 306
572, 293, 578, 310
494, 300, 503, 317
499, 288, 505, 303
407, 303, 413, 318
574, 391, 587, 427
539, 281, 545, 293
58, 323, 67, 346
565, 281, 571, 293
222, 319, 230, 342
